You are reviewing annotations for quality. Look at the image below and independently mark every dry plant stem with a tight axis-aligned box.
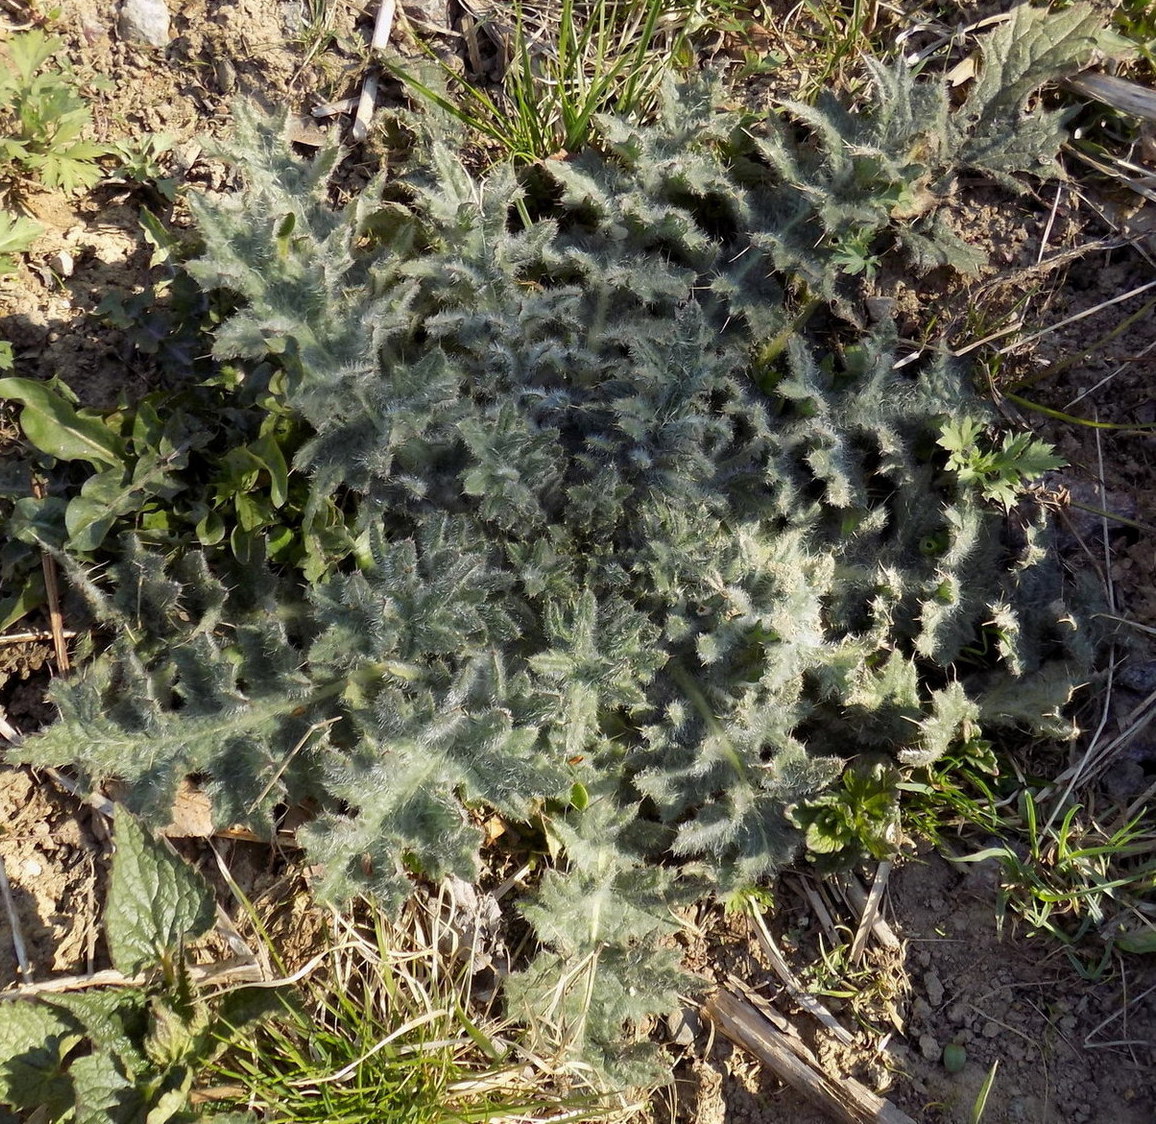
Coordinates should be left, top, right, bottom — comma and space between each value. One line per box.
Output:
1065, 335, 1156, 409
703, 986, 918, 1124
0, 855, 33, 985
352, 72, 380, 142
848, 860, 891, 967
0, 707, 21, 743
961, 233, 1137, 370
950, 320, 1024, 358
1121, 776, 1156, 827
1069, 188, 1156, 270
206, 841, 274, 982
835, 872, 901, 951
747, 907, 855, 1046
901, 10, 1011, 68
1038, 295, 1156, 396
248, 717, 339, 812
996, 278, 1156, 355
187, 1085, 249, 1106
82, 853, 97, 976
313, 96, 357, 118
30, 479, 70, 673
1064, 72, 1156, 124
1044, 420, 1117, 830
352, 0, 397, 142
0, 957, 263, 1002
1037, 181, 1065, 267
1040, 684, 1156, 803
0, 629, 78, 647
1083, 980, 1156, 1049
790, 873, 840, 943
1070, 151, 1156, 205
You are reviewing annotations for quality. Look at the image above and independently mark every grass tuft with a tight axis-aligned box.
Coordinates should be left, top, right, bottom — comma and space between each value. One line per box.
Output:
205, 889, 622, 1123
392, 0, 731, 160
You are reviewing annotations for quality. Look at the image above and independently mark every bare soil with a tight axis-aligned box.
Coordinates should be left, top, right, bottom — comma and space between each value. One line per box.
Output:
2, 3, 1155, 1122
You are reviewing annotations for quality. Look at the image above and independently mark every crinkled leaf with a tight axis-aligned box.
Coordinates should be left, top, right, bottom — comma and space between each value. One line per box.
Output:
0, 1000, 78, 1114
43, 990, 149, 1079
105, 811, 216, 976
68, 1050, 142, 1124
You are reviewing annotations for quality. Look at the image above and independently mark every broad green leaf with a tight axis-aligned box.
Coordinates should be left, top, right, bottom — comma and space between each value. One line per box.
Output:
248, 430, 289, 508
68, 1049, 141, 1124
146, 1078, 196, 1124
138, 208, 181, 267
0, 571, 46, 631
8, 493, 68, 550
46, 985, 150, 1079
0, 999, 78, 1114
266, 524, 294, 559
215, 447, 265, 495
0, 377, 126, 468
131, 397, 166, 449
105, 811, 216, 977
65, 498, 121, 553
211, 984, 297, 1034
195, 508, 227, 546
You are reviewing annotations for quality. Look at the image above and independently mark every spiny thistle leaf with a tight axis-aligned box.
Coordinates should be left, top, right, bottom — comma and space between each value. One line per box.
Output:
9, 5, 1114, 1086
956, 3, 1135, 186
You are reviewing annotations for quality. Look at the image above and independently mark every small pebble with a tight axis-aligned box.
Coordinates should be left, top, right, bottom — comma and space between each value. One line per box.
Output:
666, 1008, 702, 1048
924, 970, 944, 1008
118, 0, 170, 48
918, 1033, 940, 1061
214, 58, 237, 94
49, 250, 74, 278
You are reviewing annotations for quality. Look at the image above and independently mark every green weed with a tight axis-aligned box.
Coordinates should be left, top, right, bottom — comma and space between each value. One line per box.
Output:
107, 131, 180, 202
788, 0, 890, 95
0, 811, 280, 1123
0, 29, 108, 196
939, 789, 1156, 976
938, 416, 1065, 509
1114, 0, 1156, 64
789, 760, 903, 869
0, 208, 42, 274
970, 1060, 999, 1124
899, 736, 1006, 845
394, 0, 721, 160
